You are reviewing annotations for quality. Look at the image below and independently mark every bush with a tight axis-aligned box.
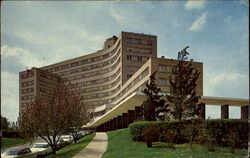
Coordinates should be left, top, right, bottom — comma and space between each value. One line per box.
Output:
2, 130, 20, 138
141, 125, 158, 147
129, 119, 248, 149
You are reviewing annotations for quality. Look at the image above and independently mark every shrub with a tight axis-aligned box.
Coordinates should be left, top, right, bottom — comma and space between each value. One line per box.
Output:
2, 130, 20, 138
141, 125, 158, 147
129, 119, 248, 149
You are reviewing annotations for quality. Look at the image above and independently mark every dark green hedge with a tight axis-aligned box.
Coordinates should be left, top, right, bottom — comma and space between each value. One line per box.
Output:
2, 130, 20, 138
129, 119, 248, 148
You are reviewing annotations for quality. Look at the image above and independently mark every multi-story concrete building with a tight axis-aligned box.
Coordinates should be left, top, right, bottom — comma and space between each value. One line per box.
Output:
19, 68, 60, 118
19, 31, 203, 119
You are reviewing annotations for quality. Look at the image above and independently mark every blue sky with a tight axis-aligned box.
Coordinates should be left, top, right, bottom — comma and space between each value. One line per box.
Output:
1, 1, 249, 122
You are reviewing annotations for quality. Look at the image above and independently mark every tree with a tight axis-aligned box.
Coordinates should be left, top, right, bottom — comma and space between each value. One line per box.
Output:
19, 81, 92, 155
142, 71, 168, 121
65, 88, 93, 143
166, 46, 203, 120
1, 115, 9, 130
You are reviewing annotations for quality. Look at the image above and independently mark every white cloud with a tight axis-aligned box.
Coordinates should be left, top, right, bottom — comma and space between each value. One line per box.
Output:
188, 12, 207, 31
1, 71, 19, 122
209, 72, 248, 85
184, 0, 206, 10
205, 72, 249, 98
1, 45, 44, 68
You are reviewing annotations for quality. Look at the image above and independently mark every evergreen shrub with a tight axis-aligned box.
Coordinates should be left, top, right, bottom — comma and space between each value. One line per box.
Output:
129, 119, 248, 148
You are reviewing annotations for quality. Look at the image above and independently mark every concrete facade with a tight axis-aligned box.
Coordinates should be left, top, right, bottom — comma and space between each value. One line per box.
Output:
19, 31, 202, 119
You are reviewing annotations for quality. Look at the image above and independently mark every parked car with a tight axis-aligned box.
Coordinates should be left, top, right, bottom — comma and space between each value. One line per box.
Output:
61, 135, 73, 144
56, 137, 67, 149
30, 143, 52, 157
1, 147, 37, 158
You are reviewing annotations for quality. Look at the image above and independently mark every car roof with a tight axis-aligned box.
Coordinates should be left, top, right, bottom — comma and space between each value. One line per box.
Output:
7, 147, 30, 150
33, 142, 48, 144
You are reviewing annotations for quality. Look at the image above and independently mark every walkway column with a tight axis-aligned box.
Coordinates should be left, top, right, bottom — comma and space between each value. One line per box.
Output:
113, 117, 117, 130
110, 119, 114, 131
128, 110, 136, 125
104, 122, 107, 132
221, 104, 229, 119
122, 113, 128, 128
199, 103, 206, 119
108, 120, 111, 131
135, 106, 143, 120
241, 106, 249, 119
117, 115, 122, 129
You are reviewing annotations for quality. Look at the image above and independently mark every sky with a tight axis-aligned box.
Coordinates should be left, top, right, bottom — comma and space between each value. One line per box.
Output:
1, 1, 249, 122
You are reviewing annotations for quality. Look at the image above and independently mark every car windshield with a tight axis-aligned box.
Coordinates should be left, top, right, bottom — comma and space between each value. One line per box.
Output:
33, 144, 48, 148
61, 136, 69, 139
3, 149, 20, 155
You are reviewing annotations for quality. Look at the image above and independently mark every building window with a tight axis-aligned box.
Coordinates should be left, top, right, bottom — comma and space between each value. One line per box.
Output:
137, 56, 142, 62
159, 78, 168, 86
127, 74, 132, 79
166, 66, 172, 73
126, 37, 133, 43
127, 55, 132, 60
159, 65, 166, 72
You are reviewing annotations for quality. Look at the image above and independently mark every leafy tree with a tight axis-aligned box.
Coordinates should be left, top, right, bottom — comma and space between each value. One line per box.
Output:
166, 46, 203, 120
142, 71, 168, 121
1, 115, 9, 130
19, 81, 92, 155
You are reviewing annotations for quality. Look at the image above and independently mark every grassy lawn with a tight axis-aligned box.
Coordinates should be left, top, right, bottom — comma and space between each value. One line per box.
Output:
1, 137, 34, 148
103, 128, 248, 158
47, 133, 96, 158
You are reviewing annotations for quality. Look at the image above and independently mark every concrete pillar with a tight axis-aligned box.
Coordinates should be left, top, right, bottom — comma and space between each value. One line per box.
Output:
241, 106, 249, 119
96, 126, 100, 132
122, 113, 128, 128
108, 120, 111, 131
104, 122, 108, 132
110, 119, 114, 131
117, 115, 122, 129
199, 103, 206, 119
135, 106, 143, 120
221, 104, 229, 119
128, 110, 136, 125
113, 117, 117, 130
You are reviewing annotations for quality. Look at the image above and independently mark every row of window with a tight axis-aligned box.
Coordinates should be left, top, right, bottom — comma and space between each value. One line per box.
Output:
126, 37, 153, 45
21, 95, 34, 101
57, 49, 121, 77
86, 67, 149, 106
21, 71, 34, 79
158, 65, 172, 73
127, 55, 148, 62
40, 73, 59, 82
39, 79, 54, 89
159, 78, 170, 86
21, 87, 34, 94
62, 57, 120, 82
47, 44, 120, 73
80, 76, 121, 93
111, 67, 149, 103
71, 68, 121, 88
21, 102, 30, 107
127, 47, 152, 54
22, 80, 34, 87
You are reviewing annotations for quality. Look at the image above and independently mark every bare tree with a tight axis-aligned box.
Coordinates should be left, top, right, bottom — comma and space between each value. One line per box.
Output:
19, 81, 91, 155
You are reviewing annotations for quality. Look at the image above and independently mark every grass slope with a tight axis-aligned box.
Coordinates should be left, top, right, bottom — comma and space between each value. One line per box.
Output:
1, 137, 33, 148
103, 128, 248, 158
47, 133, 95, 158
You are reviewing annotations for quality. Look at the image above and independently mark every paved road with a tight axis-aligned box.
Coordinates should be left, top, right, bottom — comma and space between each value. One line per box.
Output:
73, 132, 108, 158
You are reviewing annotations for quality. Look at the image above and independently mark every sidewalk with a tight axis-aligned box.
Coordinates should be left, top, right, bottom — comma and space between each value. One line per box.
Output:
73, 132, 108, 158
